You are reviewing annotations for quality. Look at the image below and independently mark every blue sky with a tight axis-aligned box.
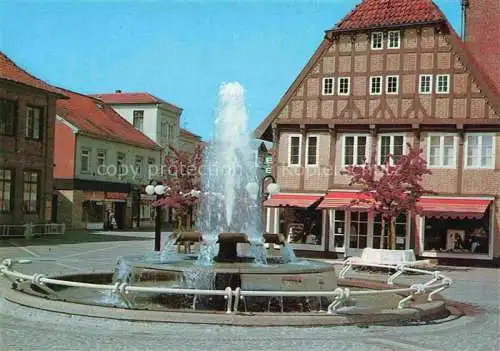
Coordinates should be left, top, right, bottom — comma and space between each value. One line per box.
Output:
0, 0, 462, 140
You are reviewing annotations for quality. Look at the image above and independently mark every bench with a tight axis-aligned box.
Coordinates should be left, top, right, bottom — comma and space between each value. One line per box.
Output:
339, 248, 430, 285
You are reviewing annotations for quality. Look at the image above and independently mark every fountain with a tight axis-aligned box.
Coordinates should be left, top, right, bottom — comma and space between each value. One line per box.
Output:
0, 82, 452, 325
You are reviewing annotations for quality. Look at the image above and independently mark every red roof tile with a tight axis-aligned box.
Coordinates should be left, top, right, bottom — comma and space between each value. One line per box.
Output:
91, 92, 182, 112
334, 0, 444, 31
0, 51, 65, 96
56, 88, 162, 150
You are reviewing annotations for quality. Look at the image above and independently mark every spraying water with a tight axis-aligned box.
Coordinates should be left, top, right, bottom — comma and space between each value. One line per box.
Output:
196, 82, 263, 251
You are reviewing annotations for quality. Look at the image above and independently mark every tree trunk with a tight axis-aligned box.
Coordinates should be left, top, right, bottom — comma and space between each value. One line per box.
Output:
380, 222, 385, 249
390, 217, 397, 250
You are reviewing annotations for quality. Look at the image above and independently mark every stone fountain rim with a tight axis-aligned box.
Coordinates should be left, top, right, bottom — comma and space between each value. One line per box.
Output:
3, 275, 448, 327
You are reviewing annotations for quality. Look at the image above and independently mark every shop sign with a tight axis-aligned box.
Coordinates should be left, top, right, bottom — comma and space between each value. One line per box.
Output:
105, 192, 127, 200
83, 192, 105, 201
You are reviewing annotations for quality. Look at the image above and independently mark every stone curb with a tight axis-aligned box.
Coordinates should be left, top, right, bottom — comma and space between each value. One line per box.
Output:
3, 284, 447, 327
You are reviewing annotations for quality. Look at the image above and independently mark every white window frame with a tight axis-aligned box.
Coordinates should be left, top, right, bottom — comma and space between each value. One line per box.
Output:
419, 74, 433, 94
133, 110, 144, 131
80, 148, 91, 174
96, 149, 106, 167
464, 133, 496, 169
436, 74, 450, 94
426, 133, 458, 169
377, 134, 406, 165
337, 77, 351, 96
322, 77, 335, 96
371, 32, 383, 50
370, 76, 383, 96
386, 75, 399, 95
329, 209, 346, 252
341, 134, 370, 167
305, 134, 320, 167
388, 31, 401, 49
288, 134, 302, 167
135, 155, 144, 178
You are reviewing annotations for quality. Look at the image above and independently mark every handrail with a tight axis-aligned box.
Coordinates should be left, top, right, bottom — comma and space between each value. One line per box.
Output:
0, 258, 452, 314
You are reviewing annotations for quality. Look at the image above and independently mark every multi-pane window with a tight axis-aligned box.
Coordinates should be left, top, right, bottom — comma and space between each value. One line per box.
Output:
428, 135, 456, 168
306, 136, 318, 166
117, 152, 126, 178
379, 135, 405, 164
386, 76, 399, 94
370, 76, 382, 95
0, 169, 13, 213
23, 171, 39, 213
388, 31, 400, 49
135, 156, 144, 178
338, 77, 351, 96
436, 74, 450, 94
133, 110, 144, 131
419, 75, 433, 94
80, 148, 90, 173
330, 210, 345, 250
289, 135, 302, 166
343, 135, 368, 166
147, 157, 156, 178
371, 32, 383, 49
322, 77, 334, 95
350, 211, 368, 249
0, 99, 16, 136
466, 134, 495, 168
373, 213, 407, 249
25, 106, 43, 140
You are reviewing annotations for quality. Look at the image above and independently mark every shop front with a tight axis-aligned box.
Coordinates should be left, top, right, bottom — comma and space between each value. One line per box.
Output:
263, 193, 326, 251
82, 191, 105, 230
104, 192, 129, 229
139, 194, 156, 227
417, 196, 495, 260
318, 191, 411, 258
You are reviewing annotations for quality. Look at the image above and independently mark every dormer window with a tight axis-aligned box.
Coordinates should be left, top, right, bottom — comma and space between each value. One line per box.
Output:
388, 31, 400, 49
371, 32, 383, 50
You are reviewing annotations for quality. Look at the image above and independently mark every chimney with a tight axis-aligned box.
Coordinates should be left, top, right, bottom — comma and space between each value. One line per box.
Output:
463, 0, 500, 90
115, 89, 122, 93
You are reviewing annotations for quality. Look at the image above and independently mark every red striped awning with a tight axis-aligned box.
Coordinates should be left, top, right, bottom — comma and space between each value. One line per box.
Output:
263, 193, 323, 208
317, 191, 373, 209
418, 197, 492, 219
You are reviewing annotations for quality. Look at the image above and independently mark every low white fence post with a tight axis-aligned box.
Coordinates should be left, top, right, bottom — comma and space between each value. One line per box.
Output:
24, 223, 33, 239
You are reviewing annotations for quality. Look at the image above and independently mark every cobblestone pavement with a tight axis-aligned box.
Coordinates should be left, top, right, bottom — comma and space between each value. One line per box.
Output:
0, 231, 499, 351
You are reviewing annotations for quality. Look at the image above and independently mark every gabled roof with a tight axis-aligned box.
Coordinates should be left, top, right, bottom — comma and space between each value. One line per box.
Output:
332, 0, 444, 31
91, 92, 182, 112
253, 19, 500, 140
56, 88, 162, 150
0, 51, 66, 97
180, 128, 201, 140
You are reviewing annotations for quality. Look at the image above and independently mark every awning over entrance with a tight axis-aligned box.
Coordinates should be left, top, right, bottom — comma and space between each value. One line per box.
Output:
418, 197, 492, 219
263, 193, 323, 208
317, 191, 372, 209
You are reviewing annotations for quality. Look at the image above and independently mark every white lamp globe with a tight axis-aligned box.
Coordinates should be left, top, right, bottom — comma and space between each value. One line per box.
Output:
266, 182, 280, 195
245, 182, 259, 196
145, 185, 155, 196
155, 185, 166, 195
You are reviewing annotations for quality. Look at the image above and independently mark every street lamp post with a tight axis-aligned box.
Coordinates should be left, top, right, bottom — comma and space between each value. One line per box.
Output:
145, 181, 166, 251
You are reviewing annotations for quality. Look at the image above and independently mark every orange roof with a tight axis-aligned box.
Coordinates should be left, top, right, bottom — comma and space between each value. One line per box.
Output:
56, 88, 162, 150
180, 128, 201, 139
91, 92, 182, 112
333, 0, 444, 31
0, 51, 65, 96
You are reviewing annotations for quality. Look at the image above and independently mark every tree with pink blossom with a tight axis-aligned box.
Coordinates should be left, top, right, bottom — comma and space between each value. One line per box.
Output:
341, 144, 432, 250
155, 144, 204, 230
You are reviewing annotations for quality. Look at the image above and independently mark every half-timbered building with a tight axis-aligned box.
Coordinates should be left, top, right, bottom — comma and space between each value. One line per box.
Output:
254, 0, 500, 264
